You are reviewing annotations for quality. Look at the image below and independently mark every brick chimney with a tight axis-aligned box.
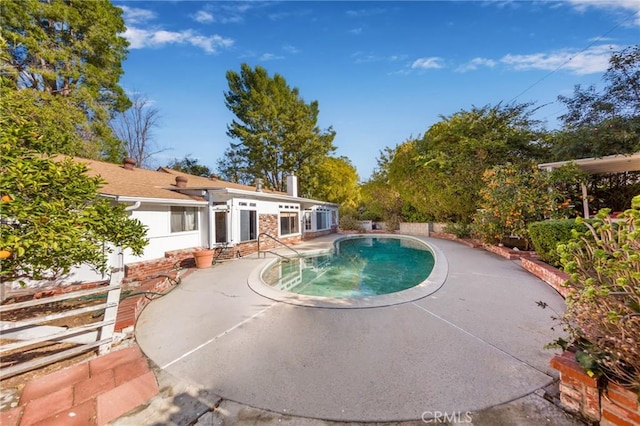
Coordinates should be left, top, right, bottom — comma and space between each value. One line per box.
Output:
255, 178, 263, 192
175, 176, 188, 188
123, 157, 136, 170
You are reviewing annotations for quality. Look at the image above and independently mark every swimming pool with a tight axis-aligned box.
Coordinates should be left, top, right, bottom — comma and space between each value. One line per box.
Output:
250, 235, 448, 308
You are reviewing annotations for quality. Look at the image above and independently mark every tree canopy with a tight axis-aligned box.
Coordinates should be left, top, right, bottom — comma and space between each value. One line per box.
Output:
167, 156, 213, 178
306, 156, 360, 208
1, 0, 130, 160
0, 95, 148, 285
219, 63, 336, 193
552, 45, 640, 159
388, 103, 547, 223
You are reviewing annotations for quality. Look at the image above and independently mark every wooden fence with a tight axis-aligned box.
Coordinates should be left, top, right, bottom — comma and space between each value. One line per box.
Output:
0, 254, 124, 380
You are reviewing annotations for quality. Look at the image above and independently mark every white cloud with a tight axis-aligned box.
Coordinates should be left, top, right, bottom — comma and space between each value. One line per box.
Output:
119, 5, 156, 25
411, 57, 444, 70
346, 8, 386, 17
123, 27, 234, 54
260, 53, 284, 61
352, 52, 408, 64
283, 44, 300, 54
193, 10, 214, 24
567, 0, 640, 25
455, 57, 497, 73
500, 44, 618, 75
349, 27, 363, 35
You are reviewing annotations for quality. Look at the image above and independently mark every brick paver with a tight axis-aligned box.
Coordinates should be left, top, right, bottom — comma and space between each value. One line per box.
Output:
32, 400, 97, 426
0, 406, 23, 426
88, 346, 142, 375
113, 357, 149, 386
96, 371, 158, 425
19, 362, 89, 403
20, 387, 74, 425
4, 344, 158, 426
73, 369, 116, 404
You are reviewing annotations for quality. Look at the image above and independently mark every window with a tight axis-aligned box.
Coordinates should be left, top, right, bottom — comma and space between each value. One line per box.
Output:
215, 211, 227, 243
280, 212, 299, 236
304, 212, 312, 231
316, 210, 330, 230
171, 207, 198, 233
240, 210, 257, 241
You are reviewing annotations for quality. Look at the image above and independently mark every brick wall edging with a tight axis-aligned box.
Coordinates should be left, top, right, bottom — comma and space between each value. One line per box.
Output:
551, 351, 640, 425
520, 257, 571, 298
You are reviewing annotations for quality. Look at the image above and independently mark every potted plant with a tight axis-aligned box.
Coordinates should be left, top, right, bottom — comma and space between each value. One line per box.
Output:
193, 249, 215, 269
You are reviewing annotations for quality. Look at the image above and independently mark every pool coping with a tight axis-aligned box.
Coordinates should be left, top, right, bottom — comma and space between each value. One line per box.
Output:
247, 234, 449, 309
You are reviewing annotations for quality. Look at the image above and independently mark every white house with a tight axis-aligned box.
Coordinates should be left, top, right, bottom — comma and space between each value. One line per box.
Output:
66, 157, 339, 283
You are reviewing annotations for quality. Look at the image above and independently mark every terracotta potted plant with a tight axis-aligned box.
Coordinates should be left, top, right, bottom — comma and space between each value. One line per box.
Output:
193, 249, 215, 269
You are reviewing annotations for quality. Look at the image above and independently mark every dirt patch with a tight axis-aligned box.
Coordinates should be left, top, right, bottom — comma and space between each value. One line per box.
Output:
1, 294, 108, 409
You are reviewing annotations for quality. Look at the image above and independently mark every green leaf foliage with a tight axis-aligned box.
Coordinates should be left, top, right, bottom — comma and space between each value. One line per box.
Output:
389, 103, 548, 223
528, 220, 588, 266
553, 46, 640, 159
1, 0, 130, 160
557, 196, 640, 390
221, 64, 336, 193
0, 97, 148, 284
474, 163, 587, 248
167, 156, 212, 178
306, 156, 360, 208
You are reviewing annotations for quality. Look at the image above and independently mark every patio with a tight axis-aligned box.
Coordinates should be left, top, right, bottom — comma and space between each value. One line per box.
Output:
134, 235, 572, 423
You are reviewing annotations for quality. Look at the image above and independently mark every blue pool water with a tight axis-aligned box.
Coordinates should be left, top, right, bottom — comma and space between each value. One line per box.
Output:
262, 236, 435, 298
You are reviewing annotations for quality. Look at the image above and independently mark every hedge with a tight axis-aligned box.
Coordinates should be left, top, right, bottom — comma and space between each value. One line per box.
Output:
528, 219, 588, 267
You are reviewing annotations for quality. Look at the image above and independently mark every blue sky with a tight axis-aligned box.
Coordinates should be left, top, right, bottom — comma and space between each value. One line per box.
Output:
115, 1, 639, 180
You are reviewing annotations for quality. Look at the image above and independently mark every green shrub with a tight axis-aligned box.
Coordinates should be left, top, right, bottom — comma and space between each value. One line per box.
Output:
443, 222, 473, 239
528, 219, 587, 267
556, 196, 640, 393
339, 215, 364, 231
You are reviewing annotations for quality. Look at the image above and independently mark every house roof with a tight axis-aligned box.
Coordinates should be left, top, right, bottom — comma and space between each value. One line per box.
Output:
70, 157, 336, 207
538, 152, 640, 174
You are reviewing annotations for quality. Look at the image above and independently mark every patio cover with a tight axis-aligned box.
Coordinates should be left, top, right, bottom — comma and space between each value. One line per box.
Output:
538, 152, 640, 218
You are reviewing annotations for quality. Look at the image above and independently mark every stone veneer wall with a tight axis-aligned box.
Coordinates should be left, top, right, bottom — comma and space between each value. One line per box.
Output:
399, 222, 430, 236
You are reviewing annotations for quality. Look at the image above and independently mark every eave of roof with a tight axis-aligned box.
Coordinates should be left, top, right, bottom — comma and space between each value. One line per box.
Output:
66, 156, 336, 207
538, 152, 640, 174
207, 187, 339, 207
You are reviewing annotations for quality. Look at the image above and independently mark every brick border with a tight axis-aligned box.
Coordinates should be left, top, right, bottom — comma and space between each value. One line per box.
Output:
520, 257, 571, 298
551, 351, 640, 425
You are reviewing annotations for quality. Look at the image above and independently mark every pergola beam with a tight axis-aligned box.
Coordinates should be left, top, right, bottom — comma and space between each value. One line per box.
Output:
538, 152, 640, 219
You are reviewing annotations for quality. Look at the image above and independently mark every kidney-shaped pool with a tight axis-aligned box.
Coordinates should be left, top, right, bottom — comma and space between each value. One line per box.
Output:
249, 235, 448, 308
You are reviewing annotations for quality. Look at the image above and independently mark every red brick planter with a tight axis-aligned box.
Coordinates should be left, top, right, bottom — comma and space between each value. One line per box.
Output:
550, 351, 640, 425
602, 382, 640, 426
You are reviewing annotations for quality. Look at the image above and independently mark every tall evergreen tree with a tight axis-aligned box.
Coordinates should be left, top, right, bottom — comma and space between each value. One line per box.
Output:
1, 0, 130, 159
220, 63, 336, 192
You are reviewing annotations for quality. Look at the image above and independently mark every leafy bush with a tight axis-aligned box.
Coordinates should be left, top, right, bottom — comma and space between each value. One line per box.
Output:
0, 94, 148, 285
557, 196, 640, 393
474, 163, 586, 249
443, 222, 473, 238
339, 215, 365, 232
528, 220, 588, 266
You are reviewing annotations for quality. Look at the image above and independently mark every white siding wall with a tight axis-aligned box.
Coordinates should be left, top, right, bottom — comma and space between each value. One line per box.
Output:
124, 204, 205, 263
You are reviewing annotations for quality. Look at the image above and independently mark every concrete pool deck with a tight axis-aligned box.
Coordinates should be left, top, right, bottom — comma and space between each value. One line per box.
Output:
125, 235, 584, 424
